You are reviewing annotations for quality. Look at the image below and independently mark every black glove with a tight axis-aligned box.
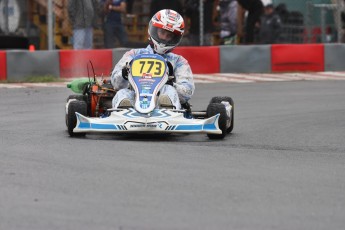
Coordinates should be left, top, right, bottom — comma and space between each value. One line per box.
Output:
167, 61, 174, 76
181, 101, 192, 114
166, 61, 176, 86
122, 62, 129, 80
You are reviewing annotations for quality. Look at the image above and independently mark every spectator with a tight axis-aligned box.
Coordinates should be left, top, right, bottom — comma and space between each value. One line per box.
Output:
219, 0, 238, 45
150, 0, 183, 18
68, 0, 99, 49
236, 0, 264, 44
102, 0, 128, 48
185, 0, 219, 46
259, 2, 282, 44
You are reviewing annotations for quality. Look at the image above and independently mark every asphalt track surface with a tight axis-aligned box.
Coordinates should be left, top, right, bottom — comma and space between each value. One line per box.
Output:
1, 80, 345, 230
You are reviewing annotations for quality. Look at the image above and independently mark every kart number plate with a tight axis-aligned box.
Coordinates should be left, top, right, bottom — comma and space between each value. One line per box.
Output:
131, 58, 165, 78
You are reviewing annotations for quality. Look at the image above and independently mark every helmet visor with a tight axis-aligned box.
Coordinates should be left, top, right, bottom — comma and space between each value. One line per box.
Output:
149, 25, 182, 46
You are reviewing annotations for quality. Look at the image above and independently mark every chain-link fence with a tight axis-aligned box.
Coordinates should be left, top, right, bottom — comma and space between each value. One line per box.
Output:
1, 0, 345, 50
0, 0, 70, 50
275, 4, 305, 44
35, 0, 70, 49
305, 0, 345, 43
237, 0, 345, 44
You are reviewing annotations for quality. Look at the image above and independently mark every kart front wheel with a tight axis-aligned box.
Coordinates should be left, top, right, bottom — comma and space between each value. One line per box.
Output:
66, 94, 87, 102
210, 96, 234, 133
206, 103, 227, 140
67, 100, 87, 137
65, 95, 88, 127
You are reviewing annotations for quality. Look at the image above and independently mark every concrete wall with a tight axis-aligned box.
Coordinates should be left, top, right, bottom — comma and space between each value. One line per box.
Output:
220, 45, 271, 73
324, 44, 345, 71
6, 50, 60, 81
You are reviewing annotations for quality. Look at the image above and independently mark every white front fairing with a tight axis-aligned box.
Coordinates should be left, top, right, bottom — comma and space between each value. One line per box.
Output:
71, 53, 223, 135
128, 54, 168, 114
73, 109, 222, 135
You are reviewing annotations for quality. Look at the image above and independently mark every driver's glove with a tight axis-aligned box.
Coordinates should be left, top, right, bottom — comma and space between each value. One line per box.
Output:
122, 62, 130, 80
166, 61, 176, 86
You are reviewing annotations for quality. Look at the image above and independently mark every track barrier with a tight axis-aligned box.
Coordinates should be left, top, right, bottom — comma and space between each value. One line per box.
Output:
59, 50, 113, 78
1, 44, 345, 81
0, 51, 6, 81
271, 44, 324, 72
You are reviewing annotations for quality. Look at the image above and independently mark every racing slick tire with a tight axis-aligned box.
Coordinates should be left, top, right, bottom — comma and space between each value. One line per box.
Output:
65, 95, 88, 127
206, 103, 227, 139
66, 94, 87, 102
67, 100, 87, 137
210, 96, 234, 133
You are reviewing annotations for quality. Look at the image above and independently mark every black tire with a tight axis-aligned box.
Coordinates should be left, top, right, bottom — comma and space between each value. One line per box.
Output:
206, 103, 227, 139
65, 95, 88, 127
67, 100, 87, 137
209, 96, 234, 133
66, 94, 87, 102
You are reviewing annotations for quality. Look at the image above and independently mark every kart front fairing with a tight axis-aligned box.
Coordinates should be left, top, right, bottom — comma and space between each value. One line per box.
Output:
73, 109, 221, 134
72, 54, 222, 135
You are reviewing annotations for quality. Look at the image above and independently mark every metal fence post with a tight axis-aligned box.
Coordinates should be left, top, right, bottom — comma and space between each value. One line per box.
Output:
306, 1, 313, 43
336, 0, 342, 43
320, 6, 326, 43
199, 0, 203, 46
48, 0, 54, 50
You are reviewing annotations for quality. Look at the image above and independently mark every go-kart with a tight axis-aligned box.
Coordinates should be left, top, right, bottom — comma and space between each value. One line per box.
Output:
65, 54, 234, 139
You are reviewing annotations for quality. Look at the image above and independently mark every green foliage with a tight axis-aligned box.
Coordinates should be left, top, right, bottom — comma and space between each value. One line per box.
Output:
25, 75, 60, 83
0, 75, 64, 83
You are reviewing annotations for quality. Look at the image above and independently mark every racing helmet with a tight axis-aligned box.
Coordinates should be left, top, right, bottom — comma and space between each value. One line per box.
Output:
148, 9, 185, 54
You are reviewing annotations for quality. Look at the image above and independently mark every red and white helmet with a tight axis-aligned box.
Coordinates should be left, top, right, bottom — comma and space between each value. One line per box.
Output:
148, 9, 185, 54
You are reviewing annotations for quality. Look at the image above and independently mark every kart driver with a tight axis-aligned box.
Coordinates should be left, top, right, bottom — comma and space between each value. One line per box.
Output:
111, 9, 195, 110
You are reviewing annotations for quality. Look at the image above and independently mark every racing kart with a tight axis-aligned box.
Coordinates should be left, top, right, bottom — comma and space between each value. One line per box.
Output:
65, 54, 234, 139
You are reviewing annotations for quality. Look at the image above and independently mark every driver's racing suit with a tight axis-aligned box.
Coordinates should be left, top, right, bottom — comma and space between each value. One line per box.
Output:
111, 45, 195, 110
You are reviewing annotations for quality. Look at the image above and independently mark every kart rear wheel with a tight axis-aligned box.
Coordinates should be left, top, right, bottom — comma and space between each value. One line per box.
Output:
210, 96, 234, 133
206, 103, 227, 139
67, 100, 87, 137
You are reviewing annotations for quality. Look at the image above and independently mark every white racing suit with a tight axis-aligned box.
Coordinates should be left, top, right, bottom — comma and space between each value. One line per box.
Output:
111, 45, 195, 110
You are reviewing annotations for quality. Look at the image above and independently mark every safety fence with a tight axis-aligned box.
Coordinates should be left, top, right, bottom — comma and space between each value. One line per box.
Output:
0, 0, 150, 50
1, 44, 345, 81
0, 0, 70, 49
1, 0, 345, 50
305, 0, 345, 43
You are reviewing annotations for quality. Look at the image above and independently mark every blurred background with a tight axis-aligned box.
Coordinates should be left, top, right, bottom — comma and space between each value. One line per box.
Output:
0, 0, 344, 50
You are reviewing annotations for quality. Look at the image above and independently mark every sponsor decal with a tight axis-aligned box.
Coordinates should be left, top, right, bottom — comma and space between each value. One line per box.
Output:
138, 78, 155, 83
162, 25, 174, 32
129, 123, 158, 128
142, 73, 152, 79
126, 121, 168, 129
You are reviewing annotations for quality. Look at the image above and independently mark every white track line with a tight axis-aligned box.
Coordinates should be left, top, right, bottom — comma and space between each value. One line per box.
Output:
283, 73, 343, 81
0, 84, 25, 88
216, 73, 289, 82
1, 72, 345, 88
194, 74, 253, 83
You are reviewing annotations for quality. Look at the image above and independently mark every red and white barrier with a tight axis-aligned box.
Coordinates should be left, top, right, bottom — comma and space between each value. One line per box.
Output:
0, 44, 344, 81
